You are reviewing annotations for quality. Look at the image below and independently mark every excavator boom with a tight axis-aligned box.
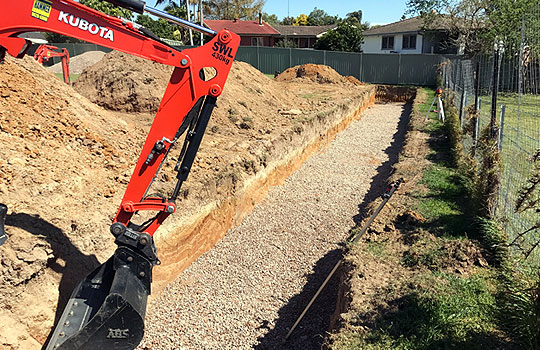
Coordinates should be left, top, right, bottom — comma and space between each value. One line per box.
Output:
34, 44, 71, 84
0, 0, 240, 349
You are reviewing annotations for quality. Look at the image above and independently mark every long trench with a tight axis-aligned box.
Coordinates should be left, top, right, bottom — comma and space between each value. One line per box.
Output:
139, 99, 411, 350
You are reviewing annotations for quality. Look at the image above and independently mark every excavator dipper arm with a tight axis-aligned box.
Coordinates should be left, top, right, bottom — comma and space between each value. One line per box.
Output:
0, 1, 240, 349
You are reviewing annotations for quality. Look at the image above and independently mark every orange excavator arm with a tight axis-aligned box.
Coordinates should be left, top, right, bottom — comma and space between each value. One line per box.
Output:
34, 44, 71, 84
0, 1, 240, 349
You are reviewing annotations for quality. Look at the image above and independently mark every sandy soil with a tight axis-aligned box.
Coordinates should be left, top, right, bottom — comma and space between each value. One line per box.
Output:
48, 51, 106, 75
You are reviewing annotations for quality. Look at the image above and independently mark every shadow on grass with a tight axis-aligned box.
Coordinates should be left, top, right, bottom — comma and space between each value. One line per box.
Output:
5, 212, 101, 349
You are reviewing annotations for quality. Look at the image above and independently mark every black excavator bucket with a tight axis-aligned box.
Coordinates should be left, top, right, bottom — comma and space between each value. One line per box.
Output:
46, 235, 156, 350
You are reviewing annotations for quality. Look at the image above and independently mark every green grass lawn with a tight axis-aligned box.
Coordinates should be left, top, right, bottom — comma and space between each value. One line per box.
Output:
54, 72, 80, 83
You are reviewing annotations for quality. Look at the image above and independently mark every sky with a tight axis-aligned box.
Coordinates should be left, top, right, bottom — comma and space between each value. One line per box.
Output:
262, 0, 409, 26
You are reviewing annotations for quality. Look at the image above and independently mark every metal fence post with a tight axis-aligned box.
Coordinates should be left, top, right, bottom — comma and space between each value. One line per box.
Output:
460, 91, 467, 129
490, 42, 502, 140
442, 64, 446, 89
475, 97, 481, 145
474, 60, 480, 112
498, 104, 506, 150
323, 50, 326, 66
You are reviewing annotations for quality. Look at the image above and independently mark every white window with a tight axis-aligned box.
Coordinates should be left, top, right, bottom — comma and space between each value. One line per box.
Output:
402, 34, 417, 49
382, 36, 394, 50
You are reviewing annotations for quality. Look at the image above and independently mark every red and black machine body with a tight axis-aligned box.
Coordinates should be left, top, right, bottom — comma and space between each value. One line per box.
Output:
34, 44, 71, 84
0, 0, 240, 349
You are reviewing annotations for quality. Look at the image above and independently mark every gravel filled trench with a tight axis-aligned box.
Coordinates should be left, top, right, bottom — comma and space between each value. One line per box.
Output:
140, 102, 409, 350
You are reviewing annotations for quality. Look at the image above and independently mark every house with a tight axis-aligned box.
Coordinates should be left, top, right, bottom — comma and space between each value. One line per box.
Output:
362, 16, 459, 54
272, 24, 337, 49
204, 17, 280, 47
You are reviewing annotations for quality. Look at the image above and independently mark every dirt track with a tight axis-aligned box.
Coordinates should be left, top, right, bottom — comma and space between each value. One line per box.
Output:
139, 102, 410, 350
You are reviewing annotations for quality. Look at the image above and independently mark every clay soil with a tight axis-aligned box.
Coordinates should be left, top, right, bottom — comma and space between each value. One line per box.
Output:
0, 52, 372, 349
276, 63, 362, 86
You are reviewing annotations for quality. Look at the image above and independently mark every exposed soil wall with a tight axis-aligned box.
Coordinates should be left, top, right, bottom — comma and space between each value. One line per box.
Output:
152, 90, 376, 293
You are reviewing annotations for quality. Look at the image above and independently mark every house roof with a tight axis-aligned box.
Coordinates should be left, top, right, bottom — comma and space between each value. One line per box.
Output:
204, 19, 280, 36
363, 15, 456, 36
364, 17, 424, 36
272, 24, 337, 37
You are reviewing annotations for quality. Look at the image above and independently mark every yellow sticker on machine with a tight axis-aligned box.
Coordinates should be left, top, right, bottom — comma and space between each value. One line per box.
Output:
31, 0, 52, 22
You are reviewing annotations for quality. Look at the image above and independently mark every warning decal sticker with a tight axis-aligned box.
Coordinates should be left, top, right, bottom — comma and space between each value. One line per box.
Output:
31, 0, 52, 22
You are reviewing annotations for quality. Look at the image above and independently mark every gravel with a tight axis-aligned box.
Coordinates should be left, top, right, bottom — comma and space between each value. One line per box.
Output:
139, 102, 408, 350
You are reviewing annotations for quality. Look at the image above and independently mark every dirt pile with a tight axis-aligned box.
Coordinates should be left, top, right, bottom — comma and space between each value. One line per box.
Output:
0, 51, 372, 348
344, 75, 363, 86
73, 50, 173, 112
275, 63, 359, 85
49, 50, 106, 74
0, 55, 142, 347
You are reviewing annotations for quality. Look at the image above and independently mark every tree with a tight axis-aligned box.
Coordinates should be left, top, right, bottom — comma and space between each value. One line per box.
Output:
293, 14, 308, 26
136, 3, 188, 42
314, 21, 363, 52
79, 0, 133, 19
203, 0, 266, 20
307, 8, 338, 26
135, 17, 185, 41
405, 0, 489, 54
44, 32, 84, 43
281, 16, 294, 25
486, 0, 538, 51
345, 10, 362, 24
262, 12, 278, 25
275, 38, 297, 48
405, 0, 537, 54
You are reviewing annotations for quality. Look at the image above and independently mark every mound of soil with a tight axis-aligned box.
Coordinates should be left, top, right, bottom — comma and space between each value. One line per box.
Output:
1, 51, 372, 348
0, 55, 143, 347
275, 63, 352, 85
73, 50, 172, 112
49, 51, 106, 75
345, 75, 363, 86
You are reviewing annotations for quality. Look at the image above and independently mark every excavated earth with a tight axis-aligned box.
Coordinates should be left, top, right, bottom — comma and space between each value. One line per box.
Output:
0, 52, 375, 349
49, 51, 106, 75
276, 63, 363, 86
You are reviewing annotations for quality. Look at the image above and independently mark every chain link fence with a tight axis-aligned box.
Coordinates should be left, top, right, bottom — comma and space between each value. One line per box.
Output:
442, 7, 540, 262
